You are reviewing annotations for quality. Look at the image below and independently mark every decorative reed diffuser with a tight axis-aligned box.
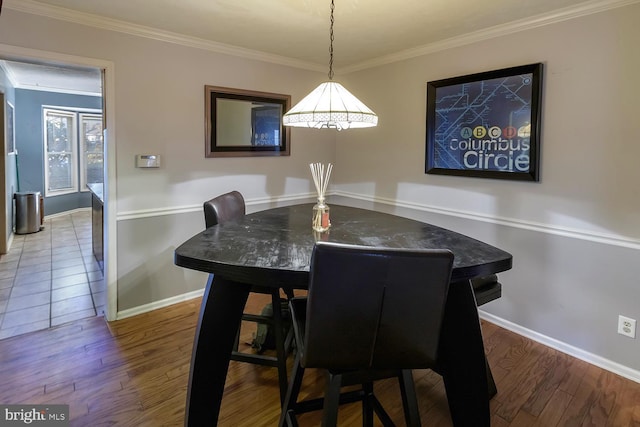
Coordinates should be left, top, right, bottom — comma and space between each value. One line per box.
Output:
310, 162, 333, 232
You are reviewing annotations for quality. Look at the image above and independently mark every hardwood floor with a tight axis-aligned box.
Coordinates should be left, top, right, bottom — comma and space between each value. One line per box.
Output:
0, 294, 639, 426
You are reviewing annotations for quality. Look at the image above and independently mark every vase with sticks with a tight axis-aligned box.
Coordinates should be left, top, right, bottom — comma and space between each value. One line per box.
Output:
310, 162, 332, 232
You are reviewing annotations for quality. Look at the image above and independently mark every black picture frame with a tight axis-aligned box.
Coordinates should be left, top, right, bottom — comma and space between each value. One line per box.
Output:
426, 63, 543, 181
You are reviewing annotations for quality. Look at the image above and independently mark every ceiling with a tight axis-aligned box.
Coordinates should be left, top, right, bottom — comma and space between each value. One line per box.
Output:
0, 60, 102, 95
1, 0, 633, 93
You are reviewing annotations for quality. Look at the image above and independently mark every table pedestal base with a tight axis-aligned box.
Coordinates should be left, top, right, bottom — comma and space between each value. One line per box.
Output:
185, 275, 494, 426
438, 280, 491, 427
185, 274, 250, 426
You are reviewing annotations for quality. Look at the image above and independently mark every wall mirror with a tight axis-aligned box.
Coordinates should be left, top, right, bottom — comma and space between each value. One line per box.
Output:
205, 86, 291, 157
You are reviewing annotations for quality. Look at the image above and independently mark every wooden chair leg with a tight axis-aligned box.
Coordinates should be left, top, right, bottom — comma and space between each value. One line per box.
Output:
282, 288, 296, 354
284, 288, 295, 299
271, 290, 289, 405
279, 353, 305, 427
362, 382, 374, 427
321, 372, 342, 427
398, 370, 421, 427
232, 319, 242, 352
285, 410, 300, 427
370, 395, 395, 427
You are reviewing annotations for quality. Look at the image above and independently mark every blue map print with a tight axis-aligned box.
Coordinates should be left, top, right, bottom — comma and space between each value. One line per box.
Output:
433, 73, 533, 172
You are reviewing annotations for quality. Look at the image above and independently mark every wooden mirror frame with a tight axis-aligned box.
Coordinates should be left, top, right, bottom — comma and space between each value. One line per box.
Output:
205, 86, 291, 158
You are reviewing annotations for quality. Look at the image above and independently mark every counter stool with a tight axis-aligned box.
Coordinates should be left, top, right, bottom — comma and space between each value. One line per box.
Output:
279, 242, 455, 426
204, 191, 293, 404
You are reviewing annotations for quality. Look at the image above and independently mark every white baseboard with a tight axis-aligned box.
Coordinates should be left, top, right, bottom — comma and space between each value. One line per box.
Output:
115, 288, 204, 320
43, 207, 91, 221
479, 310, 640, 384
6, 233, 14, 253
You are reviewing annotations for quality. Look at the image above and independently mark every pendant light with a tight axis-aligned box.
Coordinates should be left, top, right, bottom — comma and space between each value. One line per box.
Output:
283, 0, 378, 130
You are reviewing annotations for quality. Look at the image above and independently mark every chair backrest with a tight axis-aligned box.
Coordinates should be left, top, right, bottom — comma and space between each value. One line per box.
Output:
203, 191, 246, 228
302, 241, 454, 371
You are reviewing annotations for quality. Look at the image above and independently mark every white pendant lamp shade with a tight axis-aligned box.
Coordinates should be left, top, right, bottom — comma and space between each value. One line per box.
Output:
283, 0, 378, 131
283, 81, 378, 130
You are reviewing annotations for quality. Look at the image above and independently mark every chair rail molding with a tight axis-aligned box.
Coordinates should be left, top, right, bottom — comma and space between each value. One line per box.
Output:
116, 192, 317, 221
334, 190, 640, 251
117, 190, 639, 251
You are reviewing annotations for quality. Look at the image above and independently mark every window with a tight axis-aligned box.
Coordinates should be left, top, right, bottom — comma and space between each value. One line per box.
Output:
44, 109, 77, 195
79, 113, 104, 189
43, 108, 103, 196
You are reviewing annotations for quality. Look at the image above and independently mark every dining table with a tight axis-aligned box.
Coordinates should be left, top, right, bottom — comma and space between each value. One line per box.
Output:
174, 203, 513, 426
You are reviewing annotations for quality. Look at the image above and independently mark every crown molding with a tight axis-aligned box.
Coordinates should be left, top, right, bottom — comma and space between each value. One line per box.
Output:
4, 0, 325, 73
6, 0, 639, 74
0, 45, 105, 95
0, 60, 19, 87
10, 83, 102, 97
342, 0, 640, 73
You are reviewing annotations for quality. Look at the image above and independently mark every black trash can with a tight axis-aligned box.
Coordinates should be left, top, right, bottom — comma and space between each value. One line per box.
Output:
14, 191, 41, 234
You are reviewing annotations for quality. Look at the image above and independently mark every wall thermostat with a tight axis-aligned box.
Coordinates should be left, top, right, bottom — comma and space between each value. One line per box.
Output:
136, 154, 161, 168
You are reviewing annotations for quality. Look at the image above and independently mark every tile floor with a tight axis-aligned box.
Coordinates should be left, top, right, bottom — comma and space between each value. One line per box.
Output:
0, 210, 104, 340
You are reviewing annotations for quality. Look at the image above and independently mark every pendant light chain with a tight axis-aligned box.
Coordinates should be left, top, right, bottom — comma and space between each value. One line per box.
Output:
282, 0, 378, 129
328, 0, 335, 80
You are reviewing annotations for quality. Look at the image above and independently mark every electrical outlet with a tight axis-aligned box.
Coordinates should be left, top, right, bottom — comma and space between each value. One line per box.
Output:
617, 315, 636, 338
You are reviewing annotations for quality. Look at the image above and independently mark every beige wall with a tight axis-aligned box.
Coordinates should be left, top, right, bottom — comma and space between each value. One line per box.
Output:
336, 6, 640, 238
0, 2, 639, 380
0, 8, 335, 313
335, 4, 640, 376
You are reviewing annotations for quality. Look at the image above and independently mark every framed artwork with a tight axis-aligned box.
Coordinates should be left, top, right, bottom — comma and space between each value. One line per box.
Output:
426, 63, 543, 181
6, 100, 15, 155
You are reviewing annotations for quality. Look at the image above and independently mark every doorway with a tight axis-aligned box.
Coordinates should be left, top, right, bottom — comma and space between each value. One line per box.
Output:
0, 93, 9, 255
0, 45, 116, 332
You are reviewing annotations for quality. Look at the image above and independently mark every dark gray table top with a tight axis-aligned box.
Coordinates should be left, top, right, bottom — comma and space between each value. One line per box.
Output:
175, 203, 512, 288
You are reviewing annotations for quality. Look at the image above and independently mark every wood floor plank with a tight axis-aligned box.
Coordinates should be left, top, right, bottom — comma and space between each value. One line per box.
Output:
1, 296, 640, 426
521, 352, 575, 416
607, 379, 640, 426
531, 388, 573, 427
495, 344, 555, 422
509, 409, 537, 427
555, 363, 603, 426
590, 370, 626, 426
557, 353, 589, 396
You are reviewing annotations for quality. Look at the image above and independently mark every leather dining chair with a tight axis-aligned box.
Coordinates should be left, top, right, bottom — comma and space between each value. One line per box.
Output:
279, 242, 455, 427
203, 190, 293, 403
